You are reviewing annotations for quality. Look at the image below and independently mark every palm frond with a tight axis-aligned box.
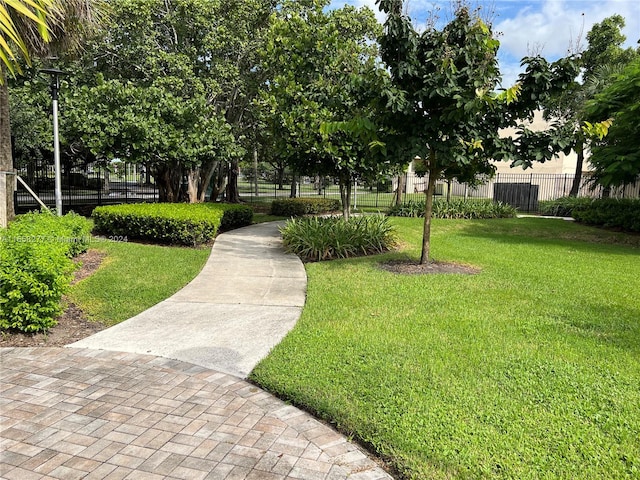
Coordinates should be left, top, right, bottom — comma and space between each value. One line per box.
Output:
0, 0, 54, 76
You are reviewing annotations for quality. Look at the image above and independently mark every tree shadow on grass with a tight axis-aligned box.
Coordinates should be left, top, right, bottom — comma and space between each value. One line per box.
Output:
454, 218, 640, 256
547, 303, 640, 353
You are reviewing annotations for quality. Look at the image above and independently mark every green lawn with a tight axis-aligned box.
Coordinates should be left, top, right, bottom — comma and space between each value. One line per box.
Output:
238, 180, 431, 210
70, 240, 210, 325
250, 218, 640, 479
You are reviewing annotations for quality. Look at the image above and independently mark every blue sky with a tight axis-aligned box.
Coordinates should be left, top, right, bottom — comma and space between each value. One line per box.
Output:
328, 0, 640, 86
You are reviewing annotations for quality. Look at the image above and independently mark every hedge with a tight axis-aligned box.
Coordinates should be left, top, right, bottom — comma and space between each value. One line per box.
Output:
0, 212, 92, 333
271, 197, 341, 217
540, 197, 640, 232
388, 198, 517, 219
92, 202, 253, 246
539, 197, 594, 217
571, 198, 640, 233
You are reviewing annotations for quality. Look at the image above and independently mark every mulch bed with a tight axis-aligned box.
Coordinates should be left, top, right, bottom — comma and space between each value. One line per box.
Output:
379, 260, 480, 275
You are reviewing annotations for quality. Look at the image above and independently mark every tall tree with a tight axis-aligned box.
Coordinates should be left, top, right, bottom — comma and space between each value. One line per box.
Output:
258, 0, 386, 219
581, 15, 638, 82
71, 0, 273, 202
64, 79, 237, 202
542, 14, 639, 197
377, 0, 506, 263
584, 58, 640, 187
376, 0, 573, 264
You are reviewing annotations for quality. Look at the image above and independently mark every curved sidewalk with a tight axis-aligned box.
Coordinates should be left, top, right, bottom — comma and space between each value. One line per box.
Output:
71, 221, 307, 379
0, 222, 394, 480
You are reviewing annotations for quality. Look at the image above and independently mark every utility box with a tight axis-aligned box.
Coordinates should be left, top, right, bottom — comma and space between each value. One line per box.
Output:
494, 183, 539, 212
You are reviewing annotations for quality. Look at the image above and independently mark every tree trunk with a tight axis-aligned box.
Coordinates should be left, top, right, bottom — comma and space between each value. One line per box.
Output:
186, 168, 199, 203
394, 173, 406, 206
277, 166, 285, 190
253, 148, 259, 196
103, 168, 111, 194
154, 162, 182, 202
420, 151, 439, 265
1, 68, 16, 227
210, 162, 227, 202
339, 177, 352, 221
569, 140, 584, 197
197, 159, 218, 202
290, 174, 297, 198
226, 159, 240, 203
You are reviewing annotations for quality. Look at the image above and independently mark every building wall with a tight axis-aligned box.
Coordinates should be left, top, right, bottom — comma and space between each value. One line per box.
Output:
493, 110, 585, 175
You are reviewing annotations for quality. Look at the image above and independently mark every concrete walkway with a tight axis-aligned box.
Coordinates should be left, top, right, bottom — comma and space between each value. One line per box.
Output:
70, 222, 306, 379
0, 222, 394, 480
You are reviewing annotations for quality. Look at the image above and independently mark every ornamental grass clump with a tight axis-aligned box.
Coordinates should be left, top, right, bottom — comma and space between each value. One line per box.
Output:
280, 215, 397, 261
388, 198, 517, 219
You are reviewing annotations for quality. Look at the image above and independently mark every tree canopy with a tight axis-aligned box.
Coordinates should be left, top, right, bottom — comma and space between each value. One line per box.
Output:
374, 0, 583, 263
257, 0, 386, 218
537, 15, 639, 196
61, 0, 275, 202
585, 58, 640, 187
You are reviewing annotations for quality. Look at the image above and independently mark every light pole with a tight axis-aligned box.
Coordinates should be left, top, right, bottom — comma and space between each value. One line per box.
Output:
40, 67, 65, 216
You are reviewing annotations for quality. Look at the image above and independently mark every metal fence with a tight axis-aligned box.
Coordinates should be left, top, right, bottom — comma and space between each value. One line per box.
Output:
239, 171, 640, 213
15, 162, 158, 214
15, 161, 640, 214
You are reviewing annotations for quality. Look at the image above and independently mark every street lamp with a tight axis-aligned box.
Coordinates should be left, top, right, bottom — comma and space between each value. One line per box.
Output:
40, 67, 66, 216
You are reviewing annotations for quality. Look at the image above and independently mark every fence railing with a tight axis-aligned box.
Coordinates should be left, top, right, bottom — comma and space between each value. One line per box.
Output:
15, 162, 640, 214
15, 162, 158, 214
239, 172, 640, 213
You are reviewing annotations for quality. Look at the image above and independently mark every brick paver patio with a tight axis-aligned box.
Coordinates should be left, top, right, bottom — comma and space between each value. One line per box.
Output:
0, 347, 393, 480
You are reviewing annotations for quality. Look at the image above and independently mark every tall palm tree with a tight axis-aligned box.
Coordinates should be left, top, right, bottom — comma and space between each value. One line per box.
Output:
1, 0, 104, 226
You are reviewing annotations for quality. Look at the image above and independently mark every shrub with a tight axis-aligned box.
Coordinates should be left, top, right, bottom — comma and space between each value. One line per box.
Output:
388, 198, 517, 219
92, 203, 253, 246
0, 211, 92, 333
539, 197, 594, 217
387, 200, 425, 217
271, 197, 341, 217
219, 204, 254, 230
280, 215, 397, 261
571, 198, 640, 233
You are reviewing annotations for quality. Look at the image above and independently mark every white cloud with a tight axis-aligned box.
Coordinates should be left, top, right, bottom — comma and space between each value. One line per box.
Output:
496, 0, 640, 59
495, 0, 639, 87
327, 1, 640, 87
327, 0, 387, 23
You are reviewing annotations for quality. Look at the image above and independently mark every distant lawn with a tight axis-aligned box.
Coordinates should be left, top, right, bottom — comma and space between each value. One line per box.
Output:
70, 240, 210, 326
250, 217, 640, 479
252, 212, 288, 223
